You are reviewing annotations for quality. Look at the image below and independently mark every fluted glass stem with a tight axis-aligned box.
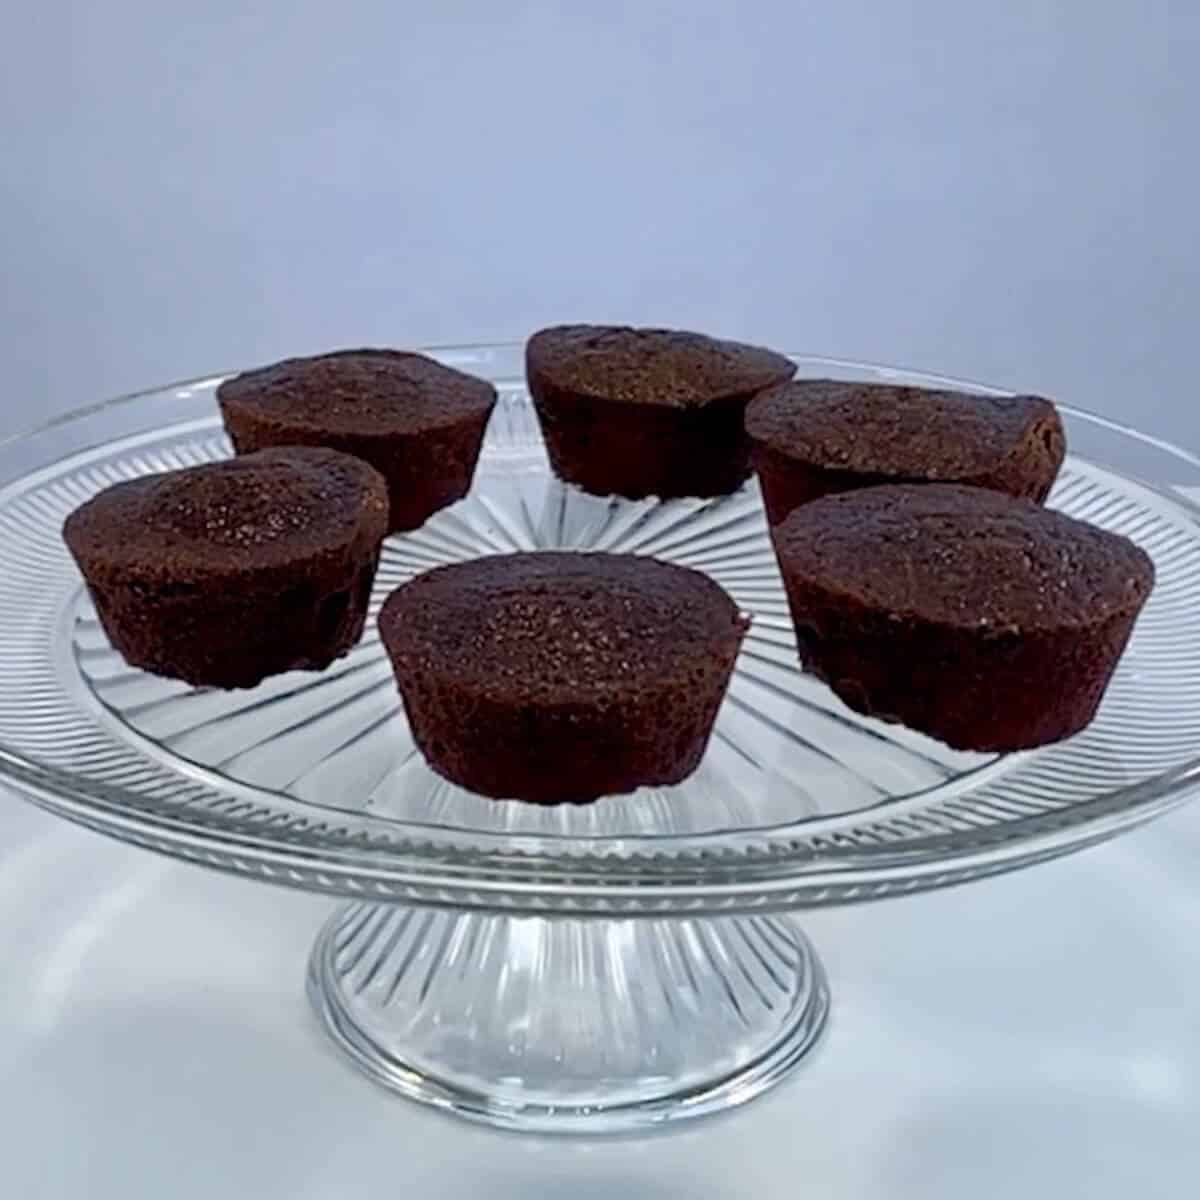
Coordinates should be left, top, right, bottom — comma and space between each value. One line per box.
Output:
308, 903, 830, 1133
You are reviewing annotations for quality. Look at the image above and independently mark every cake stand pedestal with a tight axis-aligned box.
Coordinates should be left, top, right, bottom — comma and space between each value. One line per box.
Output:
308, 906, 828, 1132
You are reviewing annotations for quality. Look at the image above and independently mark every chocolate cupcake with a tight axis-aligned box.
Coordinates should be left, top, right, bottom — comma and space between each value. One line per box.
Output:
772, 484, 1153, 751
746, 380, 1066, 525
218, 349, 497, 533
379, 552, 748, 803
526, 325, 795, 499
64, 447, 389, 690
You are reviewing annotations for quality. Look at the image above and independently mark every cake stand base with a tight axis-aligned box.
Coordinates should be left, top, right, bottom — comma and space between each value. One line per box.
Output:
307, 903, 830, 1134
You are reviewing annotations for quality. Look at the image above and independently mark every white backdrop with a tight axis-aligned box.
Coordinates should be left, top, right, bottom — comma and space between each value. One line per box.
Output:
2, 2, 1197, 445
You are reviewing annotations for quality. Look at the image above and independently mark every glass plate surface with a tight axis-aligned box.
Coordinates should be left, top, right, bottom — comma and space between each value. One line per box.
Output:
1, 345, 1198, 914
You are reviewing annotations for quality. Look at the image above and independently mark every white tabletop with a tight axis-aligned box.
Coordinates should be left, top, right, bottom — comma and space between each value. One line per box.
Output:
2, 800, 1199, 1198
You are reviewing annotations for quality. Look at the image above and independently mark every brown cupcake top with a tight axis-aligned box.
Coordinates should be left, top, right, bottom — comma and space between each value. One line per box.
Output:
526, 325, 795, 408
773, 484, 1154, 632
64, 447, 388, 580
380, 552, 748, 702
746, 380, 1063, 479
218, 349, 497, 436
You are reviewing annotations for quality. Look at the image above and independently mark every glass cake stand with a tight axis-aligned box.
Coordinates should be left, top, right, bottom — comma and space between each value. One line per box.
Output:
2, 345, 1199, 1135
